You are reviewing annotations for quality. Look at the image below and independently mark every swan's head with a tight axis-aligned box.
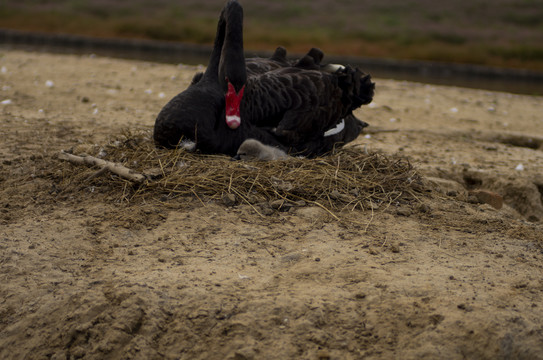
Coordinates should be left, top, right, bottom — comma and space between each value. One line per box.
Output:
225, 81, 245, 129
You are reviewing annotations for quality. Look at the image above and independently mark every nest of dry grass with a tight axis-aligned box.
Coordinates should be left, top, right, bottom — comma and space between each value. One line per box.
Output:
58, 130, 428, 214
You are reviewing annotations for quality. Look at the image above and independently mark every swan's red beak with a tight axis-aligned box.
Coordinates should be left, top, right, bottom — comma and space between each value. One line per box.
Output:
225, 82, 245, 129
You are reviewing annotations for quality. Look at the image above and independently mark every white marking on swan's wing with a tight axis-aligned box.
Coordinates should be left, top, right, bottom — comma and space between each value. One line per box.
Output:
324, 118, 345, 137
322, 64, 346, 73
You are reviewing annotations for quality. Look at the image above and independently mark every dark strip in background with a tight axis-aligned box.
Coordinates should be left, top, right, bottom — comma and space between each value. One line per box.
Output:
1, 28, 542, 96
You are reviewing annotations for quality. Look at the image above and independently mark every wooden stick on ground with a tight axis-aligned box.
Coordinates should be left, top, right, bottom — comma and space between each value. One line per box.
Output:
58, 151, 147, 183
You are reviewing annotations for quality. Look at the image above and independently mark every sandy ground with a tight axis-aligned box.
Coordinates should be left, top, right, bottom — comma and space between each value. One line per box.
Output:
1, 50, 543, 359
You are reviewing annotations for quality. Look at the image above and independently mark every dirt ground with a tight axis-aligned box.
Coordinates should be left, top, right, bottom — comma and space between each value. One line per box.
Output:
1, 50, 542, 359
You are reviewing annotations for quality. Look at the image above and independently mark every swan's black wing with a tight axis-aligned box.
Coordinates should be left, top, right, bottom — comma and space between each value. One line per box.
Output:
191, 46, 326, 85
242, 65, 374, 155
245, 46, 325, 75
245, 47, 290, 75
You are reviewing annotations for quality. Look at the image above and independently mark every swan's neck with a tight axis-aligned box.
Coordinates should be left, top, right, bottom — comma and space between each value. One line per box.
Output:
219, 1, 247, 91
219, 1, 247, 129
204, 1, 247, 130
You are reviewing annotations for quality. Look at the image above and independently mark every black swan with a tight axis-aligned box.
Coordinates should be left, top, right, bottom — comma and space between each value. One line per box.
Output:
153, 0, 374, 158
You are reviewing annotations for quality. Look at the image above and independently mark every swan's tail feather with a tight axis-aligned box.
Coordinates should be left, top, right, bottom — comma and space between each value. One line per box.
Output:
270, 46, 288, 63
294, 48, 324, 70
336, 65, 375, 111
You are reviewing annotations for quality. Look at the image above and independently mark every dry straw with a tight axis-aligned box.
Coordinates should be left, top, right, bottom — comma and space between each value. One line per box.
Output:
59, 130, 427, 213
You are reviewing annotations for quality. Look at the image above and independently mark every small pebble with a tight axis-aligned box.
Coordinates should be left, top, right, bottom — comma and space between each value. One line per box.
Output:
396, 208, 411, 217
457, 303, 473, 312
469, 189, 503, 209
45, 80, 54, 88
418, 203, 431, 213
258, 204, 274, 216
354, 292, 366, 299
222, 193, 236, 206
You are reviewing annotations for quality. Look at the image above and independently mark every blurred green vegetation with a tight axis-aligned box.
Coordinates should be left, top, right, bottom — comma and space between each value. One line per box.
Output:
1, 0, 542, 70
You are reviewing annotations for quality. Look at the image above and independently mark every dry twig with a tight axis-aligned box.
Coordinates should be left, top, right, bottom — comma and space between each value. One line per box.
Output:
58, 151, 147, 183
